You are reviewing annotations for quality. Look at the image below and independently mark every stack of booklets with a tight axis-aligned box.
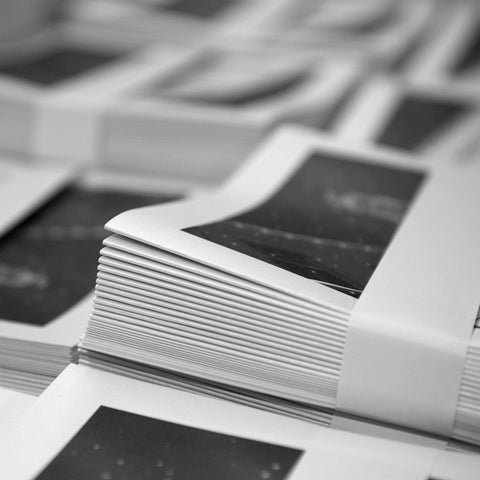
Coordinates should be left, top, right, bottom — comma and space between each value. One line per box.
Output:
0, 158, 181, 394
0, 364, 479, 480
80, 126, 480, 449
0, 27, 361, 182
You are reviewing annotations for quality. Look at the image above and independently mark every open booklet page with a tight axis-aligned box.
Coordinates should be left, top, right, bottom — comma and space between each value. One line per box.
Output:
0, 386, 35, 433
79, 126, 480, 446
0, 364, 478, 480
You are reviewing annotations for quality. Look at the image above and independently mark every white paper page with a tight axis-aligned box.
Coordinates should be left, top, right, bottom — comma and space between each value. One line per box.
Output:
293, 427, 439, 480
0, 364, 319, 479
0, 158, 75, 238
0, 387, 35, 434
1, 364, 472, 480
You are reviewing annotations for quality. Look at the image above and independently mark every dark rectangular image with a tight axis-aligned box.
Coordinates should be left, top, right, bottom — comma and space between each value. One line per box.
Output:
35, 406, 302, 480
0, 47, 123, 86
376, 94, 469, 151
0, 187, 176, 326
186, 153, 425, 297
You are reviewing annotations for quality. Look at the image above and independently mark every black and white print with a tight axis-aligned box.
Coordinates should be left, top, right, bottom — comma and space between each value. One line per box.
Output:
35, 406, 302, 480
376, 94, 470, 151
186, 152, 425, 297
0, 187, 176, 326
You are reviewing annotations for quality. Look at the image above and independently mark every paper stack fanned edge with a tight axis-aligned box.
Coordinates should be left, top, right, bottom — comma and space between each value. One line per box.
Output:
78, 126, 480, 447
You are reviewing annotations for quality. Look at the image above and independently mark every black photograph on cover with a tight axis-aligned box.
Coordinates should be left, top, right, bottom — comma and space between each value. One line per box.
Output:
0, 47, 123, 86
158, 0, 237, 18
0, 187, 176, 326
185, 152, 425, 298
35, 406, 302, 480
451, 24, 480, 74
376, 94, 470, 151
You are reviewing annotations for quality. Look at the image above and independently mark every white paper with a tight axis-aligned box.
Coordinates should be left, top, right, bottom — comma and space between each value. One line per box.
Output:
0, 387, 35, 435
1, 364, 477, 480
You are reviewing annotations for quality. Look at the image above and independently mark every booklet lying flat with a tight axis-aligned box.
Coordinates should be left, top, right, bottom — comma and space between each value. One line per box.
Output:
0, 364, 478, 480
80, 126, 480, 446
0, 158, 181, 394
333, 75, 480, 162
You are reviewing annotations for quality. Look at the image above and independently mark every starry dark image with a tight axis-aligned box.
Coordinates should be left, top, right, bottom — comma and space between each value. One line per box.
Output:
0, 47, 123, 86
158, 0, 237, 18
0, 187, 177, 326
185, 152, 425, 297
35, 406, 302, 480
377, 94, 470, 151
451, 23, 480, 74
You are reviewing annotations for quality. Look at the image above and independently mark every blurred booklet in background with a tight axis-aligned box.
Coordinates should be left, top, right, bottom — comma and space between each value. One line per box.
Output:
333, 75, 480, 162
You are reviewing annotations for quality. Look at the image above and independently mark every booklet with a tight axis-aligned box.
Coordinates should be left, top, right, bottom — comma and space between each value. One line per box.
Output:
0, 25, 193, 163
0, 385, 35, 433
0, 158, 182, 394
332, 75, 480, 162
1, 364, 478, 480
80, 125, 480, 447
